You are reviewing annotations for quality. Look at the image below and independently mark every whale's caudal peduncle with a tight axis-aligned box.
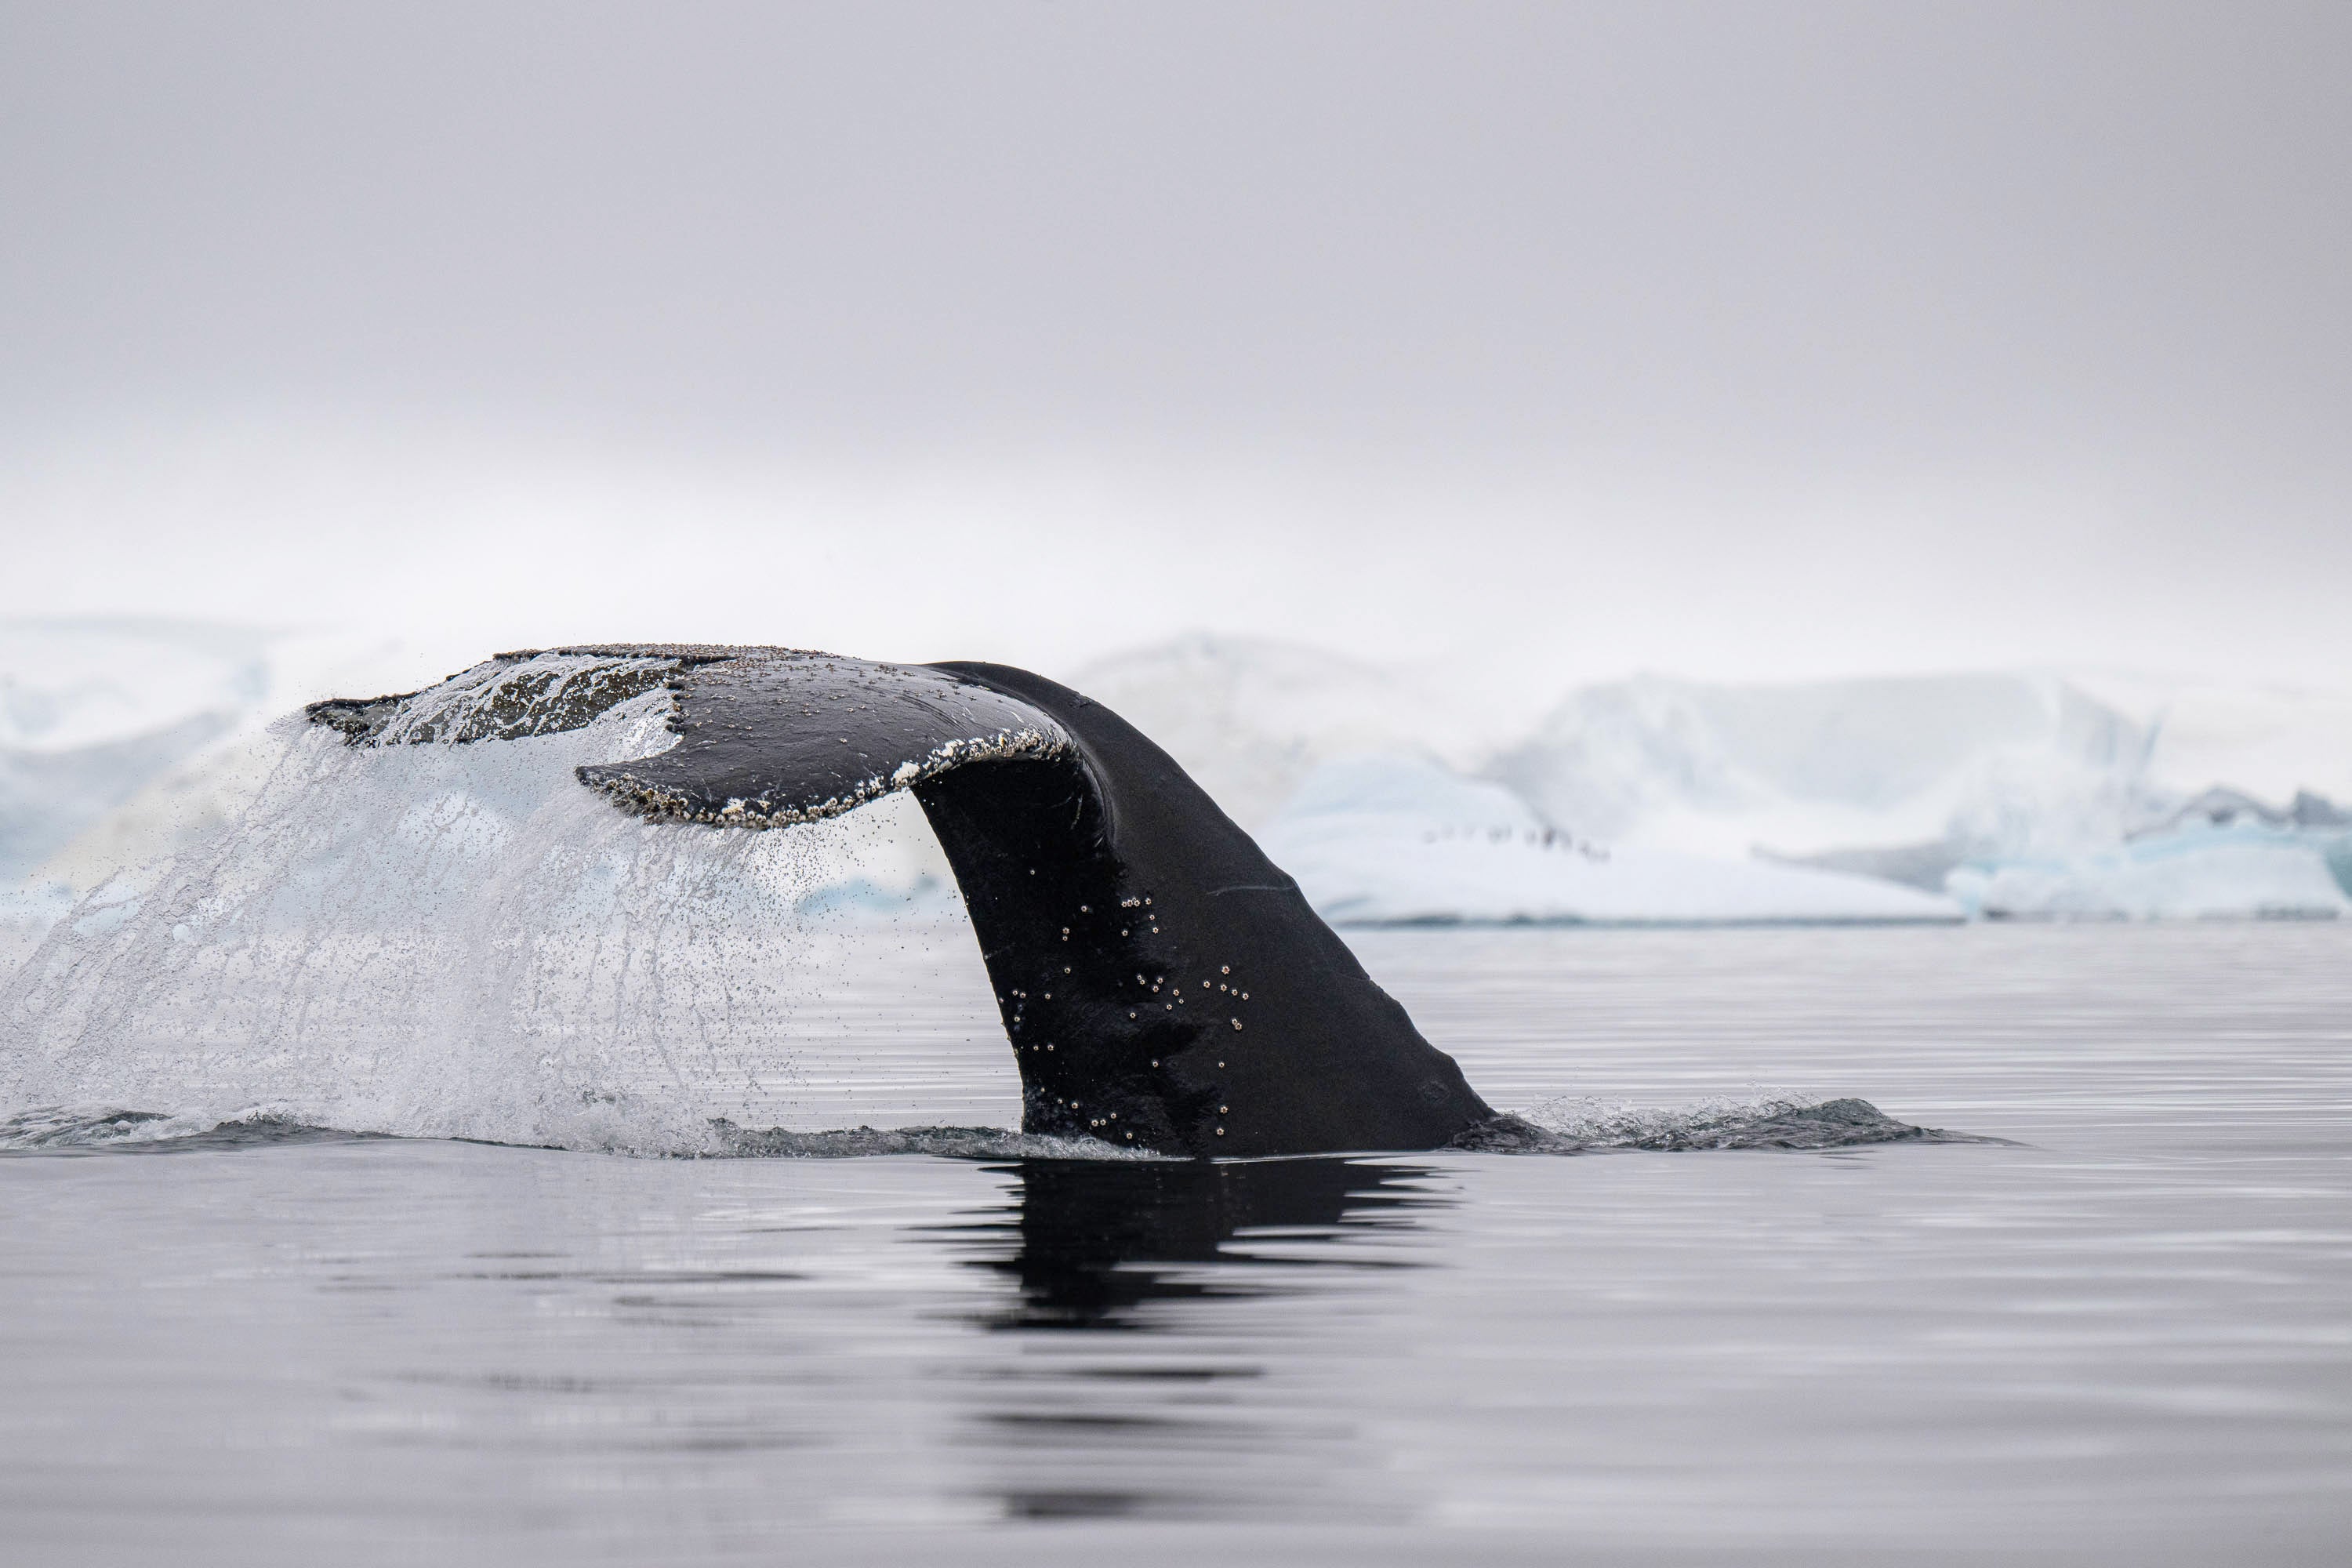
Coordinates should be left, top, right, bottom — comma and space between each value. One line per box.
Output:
308, 645, 1496, 1156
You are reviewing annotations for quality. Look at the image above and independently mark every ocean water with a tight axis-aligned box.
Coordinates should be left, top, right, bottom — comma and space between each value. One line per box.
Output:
5, 921, 2350, 1565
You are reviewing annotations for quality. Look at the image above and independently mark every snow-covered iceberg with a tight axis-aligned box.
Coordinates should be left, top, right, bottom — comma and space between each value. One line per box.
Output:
1258, 754, 1962, 926
1947, 790, 2352, 920
1490, 669, 2352, 922
1490, 671, 2159, 866
1088, 644, 2352, 924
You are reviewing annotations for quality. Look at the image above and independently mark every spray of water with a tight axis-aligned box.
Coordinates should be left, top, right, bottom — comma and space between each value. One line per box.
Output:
0, 655, 983, 1153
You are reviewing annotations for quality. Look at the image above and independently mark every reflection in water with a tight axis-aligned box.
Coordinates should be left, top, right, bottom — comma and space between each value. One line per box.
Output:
928, 1158, 1450, 1519
948, 1156, 1443, 1330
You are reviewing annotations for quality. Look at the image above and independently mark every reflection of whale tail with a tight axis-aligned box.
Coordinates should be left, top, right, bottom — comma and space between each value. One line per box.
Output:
310, 647, 1495, 1157
949, 1157, 1441, 1330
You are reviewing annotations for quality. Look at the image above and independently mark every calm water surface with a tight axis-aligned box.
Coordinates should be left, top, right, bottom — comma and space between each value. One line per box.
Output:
5, 924, 2350, 1564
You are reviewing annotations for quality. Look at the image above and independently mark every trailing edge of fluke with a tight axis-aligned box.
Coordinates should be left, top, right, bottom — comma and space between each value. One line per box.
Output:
309, 644, 1497, 1157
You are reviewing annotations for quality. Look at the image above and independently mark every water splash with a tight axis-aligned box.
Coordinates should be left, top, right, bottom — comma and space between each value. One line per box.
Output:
0, 1097, 1958, 1160
0, 1105, 1157, 1160
1461, 1091, 1973, 1152
0, 655, 967, 1155
0, 1106, 389, 1155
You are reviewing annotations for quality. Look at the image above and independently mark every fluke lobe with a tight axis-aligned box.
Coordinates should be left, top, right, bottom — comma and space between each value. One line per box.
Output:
310, 645, 1496, 1157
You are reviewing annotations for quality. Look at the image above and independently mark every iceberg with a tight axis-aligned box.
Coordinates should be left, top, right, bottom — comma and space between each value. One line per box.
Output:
1490, 670, 2161, 864
1090, 644, 2352, 924
1258, 754, 1962, 926
1947, 794, 2352, 920
1490, 669, 2352, 922
9, 623, 2349, 936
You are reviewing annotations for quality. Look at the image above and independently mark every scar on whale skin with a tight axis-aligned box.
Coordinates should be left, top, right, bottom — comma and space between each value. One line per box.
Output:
308, 645, 1932, 1159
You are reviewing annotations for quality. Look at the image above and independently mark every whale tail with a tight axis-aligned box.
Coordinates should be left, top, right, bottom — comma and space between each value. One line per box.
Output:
310, 645, 1494, 1156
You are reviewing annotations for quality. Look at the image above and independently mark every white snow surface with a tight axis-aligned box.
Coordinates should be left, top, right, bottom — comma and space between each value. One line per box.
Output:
1479, 668, 2352, 920
1948, 821, 2352, 922
1259, 754, 1963, 926
1490, 670, 2157, 860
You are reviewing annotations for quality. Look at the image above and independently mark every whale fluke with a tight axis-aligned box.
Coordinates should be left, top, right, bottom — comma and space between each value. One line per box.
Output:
308, 646, 1494, 1157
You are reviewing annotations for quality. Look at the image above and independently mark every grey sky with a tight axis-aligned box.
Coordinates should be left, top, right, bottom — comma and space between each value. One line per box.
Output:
2, 2, 2347, 691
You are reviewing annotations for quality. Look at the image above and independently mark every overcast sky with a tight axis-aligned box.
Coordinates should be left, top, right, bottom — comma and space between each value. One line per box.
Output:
2, 1, 2346, 695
